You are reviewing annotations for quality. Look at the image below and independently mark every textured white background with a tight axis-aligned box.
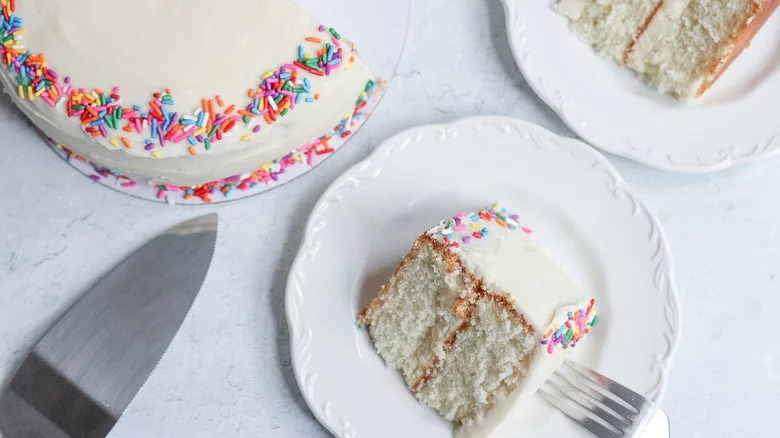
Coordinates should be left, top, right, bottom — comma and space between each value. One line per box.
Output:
1, 1, 779, 437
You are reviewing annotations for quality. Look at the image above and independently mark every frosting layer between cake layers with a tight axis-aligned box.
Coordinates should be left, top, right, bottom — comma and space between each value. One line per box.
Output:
557, 0, 778, 98
0, 0, 373, 186
427, 205, 598, 437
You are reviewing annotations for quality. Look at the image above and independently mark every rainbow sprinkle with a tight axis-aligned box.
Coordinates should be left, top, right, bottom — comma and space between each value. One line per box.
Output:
53, 79, 377, 203
428, 204, 530, 249
1, 0, 355, 158
540, 299, 598, 354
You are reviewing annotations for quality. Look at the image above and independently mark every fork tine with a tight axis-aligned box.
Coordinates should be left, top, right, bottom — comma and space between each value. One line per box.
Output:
538, 386, 623, 438
547, 376, 631, 432
563, 361, 647, 411
554, 369, 640, 421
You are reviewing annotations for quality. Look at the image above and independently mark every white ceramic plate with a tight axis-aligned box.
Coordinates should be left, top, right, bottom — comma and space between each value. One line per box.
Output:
502, 0, 780, 173
286, 116, 681, 437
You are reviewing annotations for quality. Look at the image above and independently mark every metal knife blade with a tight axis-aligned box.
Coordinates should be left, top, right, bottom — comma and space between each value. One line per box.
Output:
0, 213, 218, 438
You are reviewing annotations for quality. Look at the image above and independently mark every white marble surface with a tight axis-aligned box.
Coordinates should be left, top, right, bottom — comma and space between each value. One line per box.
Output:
1, 1, 778, 437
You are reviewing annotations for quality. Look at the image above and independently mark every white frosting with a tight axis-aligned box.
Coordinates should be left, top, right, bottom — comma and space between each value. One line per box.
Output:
626, 0, 704, 97
629, 0, 691, 63
556, 0, 586, 21
1, 0, 372, 185
458, 229, 585, 331
427, 206, 592, 438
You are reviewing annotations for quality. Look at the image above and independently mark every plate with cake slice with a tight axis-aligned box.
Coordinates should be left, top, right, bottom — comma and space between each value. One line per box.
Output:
286, 116, 681, 437
501, 0, 779, 172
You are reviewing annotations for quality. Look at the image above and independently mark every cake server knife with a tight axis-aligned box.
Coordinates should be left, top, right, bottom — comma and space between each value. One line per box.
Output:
0, 213, 218, 438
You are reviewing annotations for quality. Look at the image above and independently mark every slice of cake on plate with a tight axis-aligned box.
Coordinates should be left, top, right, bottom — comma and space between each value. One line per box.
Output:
557, 0, 778, 99
358, 204, 598, 437
0, 0, 375, 199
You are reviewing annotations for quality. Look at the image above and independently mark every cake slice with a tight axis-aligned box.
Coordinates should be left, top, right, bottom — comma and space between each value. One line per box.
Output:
358, 204, 598, 437
557, 0, 778, 99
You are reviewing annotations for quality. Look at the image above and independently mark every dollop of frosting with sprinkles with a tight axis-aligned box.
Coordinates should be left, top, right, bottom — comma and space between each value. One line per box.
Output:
0, 0, 359, 159
541, 298, 598, 354
427, 203, 533, 249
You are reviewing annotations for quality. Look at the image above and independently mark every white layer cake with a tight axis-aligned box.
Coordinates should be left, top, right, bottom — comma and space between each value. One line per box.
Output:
558, 0, 778, 99
358, 204, 599, 437
0, 0, 373, 186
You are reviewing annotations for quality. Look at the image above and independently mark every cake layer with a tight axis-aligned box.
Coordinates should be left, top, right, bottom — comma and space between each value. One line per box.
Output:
626, 0, 770, 98
0, 0, 373, 185
556, 0, 661, 63
459, 302, 594, 438
696, 0, 779, 95
359, 236, 474, 389
417, 298, 536, 428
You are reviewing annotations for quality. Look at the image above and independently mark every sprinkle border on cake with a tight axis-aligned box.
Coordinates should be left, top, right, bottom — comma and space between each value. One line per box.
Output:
51, 79, 377, 203
427, 204, 534, 249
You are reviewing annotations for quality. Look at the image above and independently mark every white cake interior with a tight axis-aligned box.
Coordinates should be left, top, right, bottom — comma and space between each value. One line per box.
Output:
627, 0, 759, 97
361, 239, 471, 389
556, 0, 660, 62
557, 0, 773, 98
360, 205, 598, 437
417, 298, 537, 427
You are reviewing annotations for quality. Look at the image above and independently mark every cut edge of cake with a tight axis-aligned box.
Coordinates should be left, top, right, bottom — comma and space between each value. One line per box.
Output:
358, 233, 541, 431
694, 0, 779, 96
557, 0, 779, 99
358, 204, 599, 436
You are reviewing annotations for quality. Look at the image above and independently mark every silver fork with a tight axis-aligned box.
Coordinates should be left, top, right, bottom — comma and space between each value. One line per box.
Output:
539, 361, 662, 437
